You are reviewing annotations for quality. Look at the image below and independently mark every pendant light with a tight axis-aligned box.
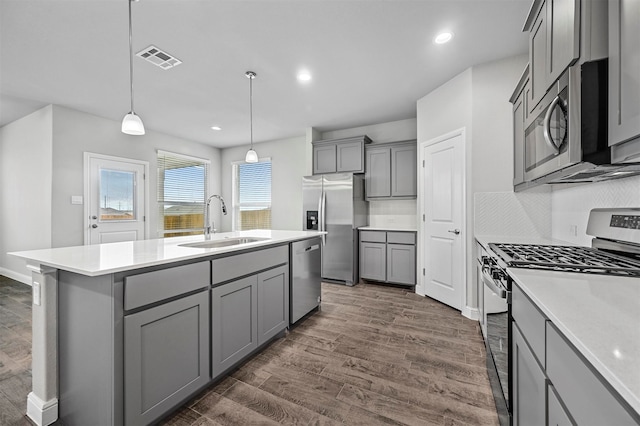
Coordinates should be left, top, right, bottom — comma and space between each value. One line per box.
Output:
244, 71, 258, 163
122, 0, 145, 135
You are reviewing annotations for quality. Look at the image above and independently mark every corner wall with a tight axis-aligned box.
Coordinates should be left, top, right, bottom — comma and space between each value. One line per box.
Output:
0, 106, 53, 283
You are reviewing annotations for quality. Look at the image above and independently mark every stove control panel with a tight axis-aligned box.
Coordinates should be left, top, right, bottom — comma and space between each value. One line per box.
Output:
610, 214, 640, 230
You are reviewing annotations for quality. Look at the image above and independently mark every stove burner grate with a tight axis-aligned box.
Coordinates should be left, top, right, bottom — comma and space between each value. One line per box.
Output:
488, 244, 640, 277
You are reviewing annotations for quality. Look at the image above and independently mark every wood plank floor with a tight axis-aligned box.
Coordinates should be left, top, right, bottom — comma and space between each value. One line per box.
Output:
0, 276, 499, 426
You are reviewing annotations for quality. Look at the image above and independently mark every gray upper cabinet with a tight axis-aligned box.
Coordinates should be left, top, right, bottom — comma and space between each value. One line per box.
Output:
510, 66, 529, 189
525, 0, 579, 113
312, 135, 371, 175
609, 0, 640, 147
124, 290, 210, 426
365, 141, 417, 200
211, 275, 258, 378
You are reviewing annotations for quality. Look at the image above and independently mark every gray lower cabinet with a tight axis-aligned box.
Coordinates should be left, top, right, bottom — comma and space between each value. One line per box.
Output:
124, 290, 209, 425
547, 384, 574, 426
359, 230, 415, 285
360, 241, 386, 281
512, 323, 546, 426
257, 265, 289, 345
386, 243, 415, 285
211, 275, 258, 378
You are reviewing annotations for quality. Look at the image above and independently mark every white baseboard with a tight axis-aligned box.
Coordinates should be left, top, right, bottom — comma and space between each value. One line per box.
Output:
0, 267, 32, 285
462, 306, 479, 320
27, 392, 58, 426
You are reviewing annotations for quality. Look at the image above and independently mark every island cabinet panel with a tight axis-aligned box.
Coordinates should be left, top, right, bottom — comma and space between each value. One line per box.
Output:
257, 265, 289, 345
547, 384, 574, 426
124, 290, 209, 426
546, 323, 638, 425
212, 245, 288, 285
124, 261, 209, 310
512, 323, 546, 426
212, 275, 258, 378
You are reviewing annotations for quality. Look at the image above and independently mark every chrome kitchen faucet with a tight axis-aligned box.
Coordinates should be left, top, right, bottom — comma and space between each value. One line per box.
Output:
204, 195, 227, 239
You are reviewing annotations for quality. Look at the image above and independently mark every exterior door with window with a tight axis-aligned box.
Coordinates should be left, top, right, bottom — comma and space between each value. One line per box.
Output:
87, 155, 147, 244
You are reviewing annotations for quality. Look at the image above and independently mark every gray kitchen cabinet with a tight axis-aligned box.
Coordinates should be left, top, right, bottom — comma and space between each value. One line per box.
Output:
525, 0, 579, 112
257, 265, 289, 345
359, 230, 416, 285
386, 243, 416, 285
313, 143, 337, 174
510, 66, 529, 189
211, 275, 258, 378
512, 323, 547, 426
609, 0, 640, 147
365, 147, 391, 197
360, 241, 387, 281
547, 384, 574, 426
124, 290, 209, 426
312, 135, 371, 175
546, 322, 638, 425
365, 140, 416, 199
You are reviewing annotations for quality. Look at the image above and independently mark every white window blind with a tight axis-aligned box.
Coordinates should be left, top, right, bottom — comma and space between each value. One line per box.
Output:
233, 160, 272, 230
157, 151, 209, 237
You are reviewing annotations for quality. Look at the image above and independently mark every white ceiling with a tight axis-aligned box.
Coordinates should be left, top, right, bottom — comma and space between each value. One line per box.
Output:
0, 0, 530, 148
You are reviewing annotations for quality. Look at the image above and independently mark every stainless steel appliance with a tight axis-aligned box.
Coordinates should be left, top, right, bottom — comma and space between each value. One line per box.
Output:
482, 208, 640, 426
290, 237, 322, 324
302, 173, 368, 285
523, 60, 640, 184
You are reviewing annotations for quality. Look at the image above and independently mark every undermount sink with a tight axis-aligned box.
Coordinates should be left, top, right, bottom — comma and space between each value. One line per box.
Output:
179, 237, 270, 249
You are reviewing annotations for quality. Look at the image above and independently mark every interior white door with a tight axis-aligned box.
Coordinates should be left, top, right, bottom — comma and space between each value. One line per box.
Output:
421, 132, 464, 310
87, 155, 146, 244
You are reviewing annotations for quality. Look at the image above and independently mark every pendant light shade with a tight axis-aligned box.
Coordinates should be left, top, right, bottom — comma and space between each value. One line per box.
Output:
122, 0, 145, 135
245, 71, 258, 163
122, 112, 145, 135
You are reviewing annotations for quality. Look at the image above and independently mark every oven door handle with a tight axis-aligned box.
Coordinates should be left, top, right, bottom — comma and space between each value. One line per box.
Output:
482, 268, 508, 299
543, 95, 563, 155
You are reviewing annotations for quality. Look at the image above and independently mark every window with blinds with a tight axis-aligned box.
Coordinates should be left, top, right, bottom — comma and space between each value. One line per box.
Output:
233, 160, 272, 230
157, 150, 209, 237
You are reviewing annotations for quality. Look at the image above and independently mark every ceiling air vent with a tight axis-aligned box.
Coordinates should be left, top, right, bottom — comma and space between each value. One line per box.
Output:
136, 45, 182, 70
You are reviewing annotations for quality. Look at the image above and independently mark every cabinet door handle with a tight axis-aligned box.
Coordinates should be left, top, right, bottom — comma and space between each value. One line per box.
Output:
448, 229, 460, 235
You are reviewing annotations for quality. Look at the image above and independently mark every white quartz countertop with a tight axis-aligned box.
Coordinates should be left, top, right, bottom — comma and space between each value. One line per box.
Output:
10, 230, 325, 277
509, 268, 640, 414
359, 226, 417, 232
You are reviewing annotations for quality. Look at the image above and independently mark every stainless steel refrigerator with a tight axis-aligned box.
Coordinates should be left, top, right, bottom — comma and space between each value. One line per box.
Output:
302, 173, 368, 285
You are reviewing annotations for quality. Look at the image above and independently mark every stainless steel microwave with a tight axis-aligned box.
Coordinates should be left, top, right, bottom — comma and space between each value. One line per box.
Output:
523, 59, 610, 183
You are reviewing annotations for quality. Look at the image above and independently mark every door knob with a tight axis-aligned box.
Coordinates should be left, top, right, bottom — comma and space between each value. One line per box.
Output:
448, 229, 460, 235
91, 224, 98, 229
91, 215, 98, 220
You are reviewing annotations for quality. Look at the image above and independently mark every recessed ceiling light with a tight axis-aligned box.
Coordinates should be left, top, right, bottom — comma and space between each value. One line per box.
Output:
434, 32, 454, 44
210, 126, 221, 131
297, 71, 312, 82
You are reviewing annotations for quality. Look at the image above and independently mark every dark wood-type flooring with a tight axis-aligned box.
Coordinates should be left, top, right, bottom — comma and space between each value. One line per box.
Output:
0, 275, 498, 425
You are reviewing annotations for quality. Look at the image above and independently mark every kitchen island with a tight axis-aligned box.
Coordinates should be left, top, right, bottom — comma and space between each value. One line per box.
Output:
10, 230, 325, 426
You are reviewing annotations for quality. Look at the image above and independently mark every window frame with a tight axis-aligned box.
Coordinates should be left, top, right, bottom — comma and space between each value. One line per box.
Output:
231, 157, 272, 231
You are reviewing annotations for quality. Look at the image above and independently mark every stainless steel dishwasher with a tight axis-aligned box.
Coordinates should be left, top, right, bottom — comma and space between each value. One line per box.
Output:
290, 237, 322, 324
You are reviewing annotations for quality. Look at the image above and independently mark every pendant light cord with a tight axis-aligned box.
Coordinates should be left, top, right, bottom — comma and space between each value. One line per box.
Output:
249, 73, 254, 149
128, 0, 135, 114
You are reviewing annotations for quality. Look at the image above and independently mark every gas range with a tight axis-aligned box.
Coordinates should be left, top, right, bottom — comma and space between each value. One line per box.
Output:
488, 243, 640, 277
488, 208, 640, 278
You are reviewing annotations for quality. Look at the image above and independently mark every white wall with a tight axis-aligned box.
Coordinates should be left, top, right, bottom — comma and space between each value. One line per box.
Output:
50, 105, 222, 247
0, 106, 53, 283
220, 135, 307, 232
416, 55, 528, 315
